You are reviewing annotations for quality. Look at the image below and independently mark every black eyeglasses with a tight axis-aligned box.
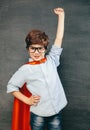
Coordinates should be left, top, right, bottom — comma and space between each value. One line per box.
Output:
29, 46, 46, 53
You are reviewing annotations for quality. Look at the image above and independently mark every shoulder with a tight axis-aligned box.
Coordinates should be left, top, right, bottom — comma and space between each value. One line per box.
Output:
18, 63, 31, 72
46, 45, 63, 67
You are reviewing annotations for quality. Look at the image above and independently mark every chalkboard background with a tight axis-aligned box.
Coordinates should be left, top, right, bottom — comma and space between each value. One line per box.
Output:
0, 0, 90, 130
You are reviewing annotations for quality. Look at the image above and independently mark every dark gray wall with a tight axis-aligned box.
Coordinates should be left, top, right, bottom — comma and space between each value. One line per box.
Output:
0, 0, 90, 130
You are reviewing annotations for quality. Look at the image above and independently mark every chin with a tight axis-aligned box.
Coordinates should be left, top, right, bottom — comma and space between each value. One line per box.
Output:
34, 59, 40, 61
34, 58, 42, 61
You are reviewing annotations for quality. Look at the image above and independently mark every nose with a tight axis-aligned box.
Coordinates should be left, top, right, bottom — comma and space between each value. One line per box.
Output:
34, 49, 39, 54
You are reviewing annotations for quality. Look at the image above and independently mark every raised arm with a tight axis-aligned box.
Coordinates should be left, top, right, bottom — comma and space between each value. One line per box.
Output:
54, 7, 65, 47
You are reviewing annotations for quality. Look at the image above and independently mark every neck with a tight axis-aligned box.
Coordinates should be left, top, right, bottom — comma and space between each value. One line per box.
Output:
27, 57, 47, 65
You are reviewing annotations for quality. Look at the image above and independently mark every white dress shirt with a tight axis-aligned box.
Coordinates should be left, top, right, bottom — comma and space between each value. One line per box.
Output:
7, 45, 67, 117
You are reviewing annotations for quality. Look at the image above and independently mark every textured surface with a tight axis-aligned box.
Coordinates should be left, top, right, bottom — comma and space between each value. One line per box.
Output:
0, 0, 90, 130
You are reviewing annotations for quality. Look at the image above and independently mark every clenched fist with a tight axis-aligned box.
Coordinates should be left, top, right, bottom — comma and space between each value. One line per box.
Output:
54, 7, 64, 16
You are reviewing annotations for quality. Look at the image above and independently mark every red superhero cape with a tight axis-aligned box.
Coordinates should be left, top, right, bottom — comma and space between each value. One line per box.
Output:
11, 58, 47, 130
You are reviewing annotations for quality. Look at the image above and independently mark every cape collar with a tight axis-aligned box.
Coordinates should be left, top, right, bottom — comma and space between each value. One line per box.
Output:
26, 57, 47, 65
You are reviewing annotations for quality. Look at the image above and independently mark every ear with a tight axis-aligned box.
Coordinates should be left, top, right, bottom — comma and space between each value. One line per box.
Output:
27, 48, 30, 55
44, 49, 47, 56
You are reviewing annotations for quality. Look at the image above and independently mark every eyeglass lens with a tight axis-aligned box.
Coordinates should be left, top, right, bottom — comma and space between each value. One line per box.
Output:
30, 46, 45, 53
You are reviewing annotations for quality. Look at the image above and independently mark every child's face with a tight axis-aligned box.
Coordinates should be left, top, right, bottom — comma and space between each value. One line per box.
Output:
28, 44, 46, 61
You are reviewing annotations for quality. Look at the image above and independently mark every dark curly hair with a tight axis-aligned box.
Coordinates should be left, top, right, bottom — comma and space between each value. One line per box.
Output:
25, 29, 49, 49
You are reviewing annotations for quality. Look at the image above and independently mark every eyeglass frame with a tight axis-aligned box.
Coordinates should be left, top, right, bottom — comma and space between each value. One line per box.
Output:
29, 45, 46, 53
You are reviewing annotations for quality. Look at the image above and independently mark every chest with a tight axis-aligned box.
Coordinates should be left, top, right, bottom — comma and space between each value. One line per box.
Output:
27, 60, 57, 82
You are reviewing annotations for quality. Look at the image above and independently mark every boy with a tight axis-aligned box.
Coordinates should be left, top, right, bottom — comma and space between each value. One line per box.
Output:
7, 8, 67, 130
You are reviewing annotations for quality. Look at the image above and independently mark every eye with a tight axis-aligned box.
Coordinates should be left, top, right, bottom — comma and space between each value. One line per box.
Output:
38, 47, 43, 50
30, 47, 35, 50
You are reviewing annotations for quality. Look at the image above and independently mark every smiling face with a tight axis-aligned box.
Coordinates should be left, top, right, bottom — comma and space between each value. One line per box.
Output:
25, 29, 49, 61
28, 44, 46, 61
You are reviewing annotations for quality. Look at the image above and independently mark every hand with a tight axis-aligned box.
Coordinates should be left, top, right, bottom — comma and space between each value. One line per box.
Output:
25, 95, 41, 106
54, 7, 64, 16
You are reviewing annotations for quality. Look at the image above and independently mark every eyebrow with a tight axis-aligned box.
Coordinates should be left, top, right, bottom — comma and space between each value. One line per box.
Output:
30, 46, 44, 48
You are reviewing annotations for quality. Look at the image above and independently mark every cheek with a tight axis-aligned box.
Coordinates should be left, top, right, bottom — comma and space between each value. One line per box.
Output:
30, 53, 34, 58
28, 50, 32, 57
41, 53, 45, 58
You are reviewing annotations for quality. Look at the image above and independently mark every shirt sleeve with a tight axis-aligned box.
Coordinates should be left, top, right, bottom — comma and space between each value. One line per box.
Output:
7, 66, 28, 93
48, 45, 63, 67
